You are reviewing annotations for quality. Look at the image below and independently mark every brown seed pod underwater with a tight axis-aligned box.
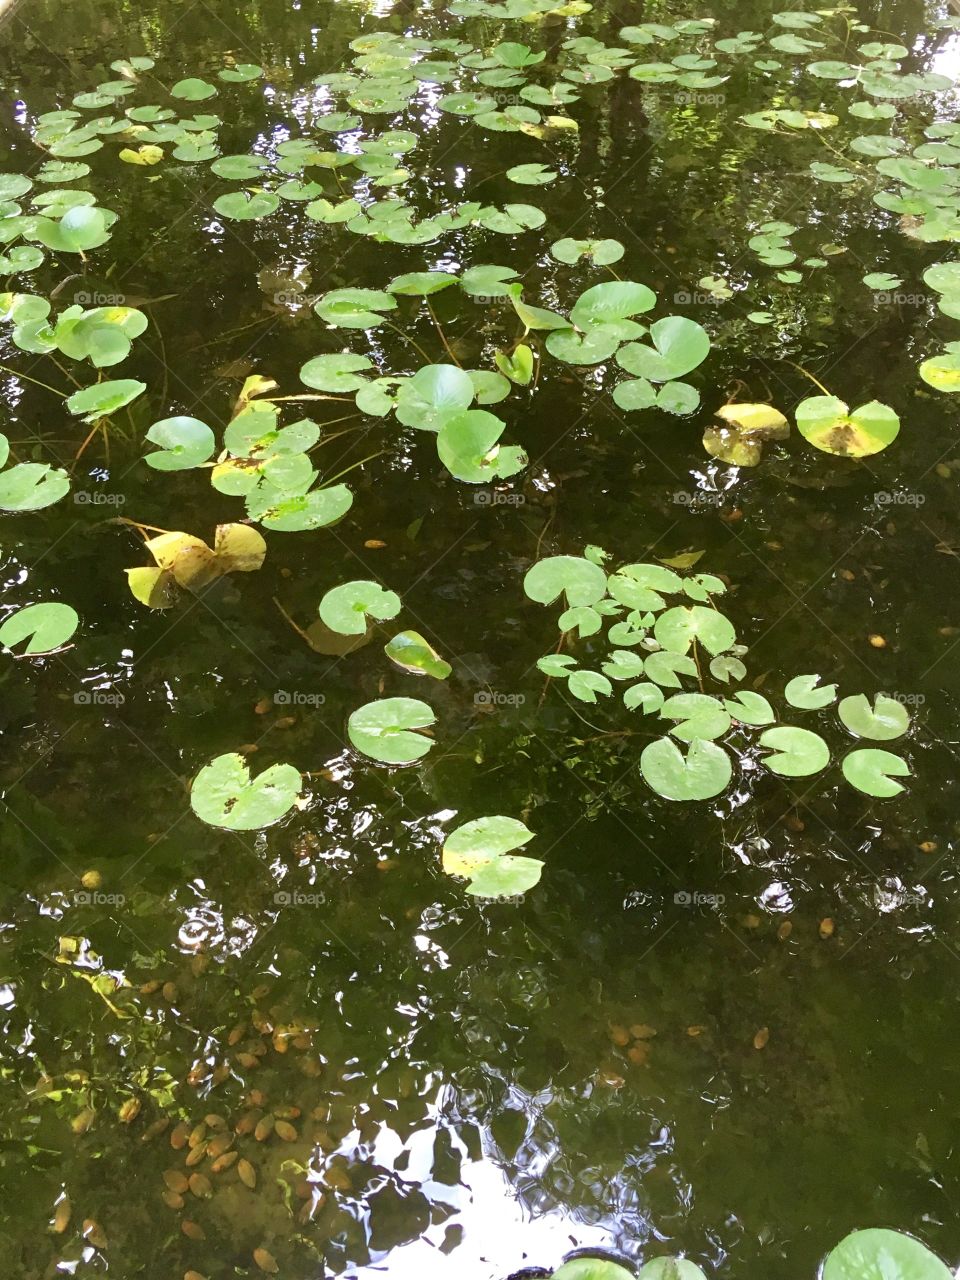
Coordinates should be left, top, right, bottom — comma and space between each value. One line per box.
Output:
163, 1170, 190, 1193
238, 1158, 257, 1189
188, 1173, 213, 1199
211, 1150, 239, 1173
82, 1219, 107, 1248
253, 1247, 279, 1274
254, 1114, 275, 1142
236, 1108, 262, 1135
170, 1121, 191, 1149
185, 1143, 208, 1167
274, 1120, 298, 1142
162, 1190, 185, 1210
181, 1219, 206, 1240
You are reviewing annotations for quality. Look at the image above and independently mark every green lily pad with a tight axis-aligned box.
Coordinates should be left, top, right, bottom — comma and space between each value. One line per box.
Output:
315, 287, 398, 328
190, 752, 301, 830
171, 78, 218, 101
318, 580, 401, 635
66, 378, 146, 422
524, 555, 608, 607
300, 352, 373, 392
838, 693, 910, 740
759, 726, 830, 776
785, 673, 837, 709
637, 1260, 709, 1280
659, 693, 731, 741
822, 1229, 951, 1280
640, 736, 732, 800
0, 601, 79, 654
437, 410, 526, 483
842, 748, 911, 797
213, 191, 279, 221
553, 1261, 636, 1280
144, 416, 216, 471
724, 691, 775, 725
442, 815, 542, 897
347, 696, 436, 764
654, 605, 735, 656
569, 280, 657, 328
919, 353, 960, 392
616, 316, 710, 382
0, 463, 70, 511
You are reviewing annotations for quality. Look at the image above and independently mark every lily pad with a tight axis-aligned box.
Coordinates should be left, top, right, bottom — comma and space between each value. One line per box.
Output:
347, 696, 436, 763
795, 395, 900, 456
822, 1229, 951, 1280
640, 736, 732, 801
617, 316, 710, 382
0, 601, 78, 654
190, 752, 301, 830
144, 416, 216, 470
318, 580, 401, 635
838, 693, 910, 740
524, 555, 607, 607
759, 726, 830, 777
842, 748, 911, 797
785, 673, 838, 709
442, 815, 542, 897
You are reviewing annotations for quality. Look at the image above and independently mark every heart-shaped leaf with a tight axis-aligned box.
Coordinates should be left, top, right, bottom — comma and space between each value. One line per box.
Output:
553, 1260, 636, 1280
191, 753, 301, 830
654, 605, 735, 656
785, 673, 837, 709
0, 601, 78, 654
659, 693, 731, 741
759, 726, 829, 776
442, 815, 542, 897
838, 693, 910, 740
795, 396, 900, 456
299, 352, 373, 392
641, 736, 732, 800
318, 580, 401, 635
348, 696, 436, 763
524, 555, 608, 608
0, 462, 70, 510
637, 1259, 709, 1279
144, 416, 216, 470
842, 748, 911, 797
314, 287, 398, 329
617, 316, 710, 382
724, 690, 775, 725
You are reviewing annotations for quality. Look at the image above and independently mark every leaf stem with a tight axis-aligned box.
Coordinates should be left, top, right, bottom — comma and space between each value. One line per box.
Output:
0, 362, 68, 397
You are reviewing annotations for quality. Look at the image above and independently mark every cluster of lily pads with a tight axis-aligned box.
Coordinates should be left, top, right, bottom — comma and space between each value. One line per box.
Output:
527, 547, 912, 802
549, 1225, 953, 1280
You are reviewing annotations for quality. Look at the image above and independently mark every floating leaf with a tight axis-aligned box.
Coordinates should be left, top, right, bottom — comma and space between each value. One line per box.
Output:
637, 1260, 709, 1280
300, 352, 373, 392
171, 78, 218, 101
213, 191, 279, 221
437, 410, 526, 483
0, 602, 78, 654
318, 580, 401, 635
348, 697, 436, 764
724, 691, 775, 725
795, 395, 900, 457
641, 737, 732, 801
494, 344, 534, 385
842, 748, 911, 797
822, 1229, 951, 1280
617, 317, 710, 382
144, 416, 216, 470
314, 287, 397, 329
442, 816, 542, 897
524, 555, 607, 608
0, 463, 70, 511
190, 753, 301, 830
551, 238, 624, 265
384, 630, 452, 679
838, 693, 910, 740
919, 353, 960, 392
659, 693, 731, 741
67, 379, 146, 422
785, 673, 837, 709
759, 726, 830, 777
654, 605, 735, 656
570, 280, 656, 328
553, 1260, 636, 1280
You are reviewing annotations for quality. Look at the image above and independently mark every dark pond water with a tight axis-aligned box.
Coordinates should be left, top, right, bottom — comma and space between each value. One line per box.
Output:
2, 0, 960, 1276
